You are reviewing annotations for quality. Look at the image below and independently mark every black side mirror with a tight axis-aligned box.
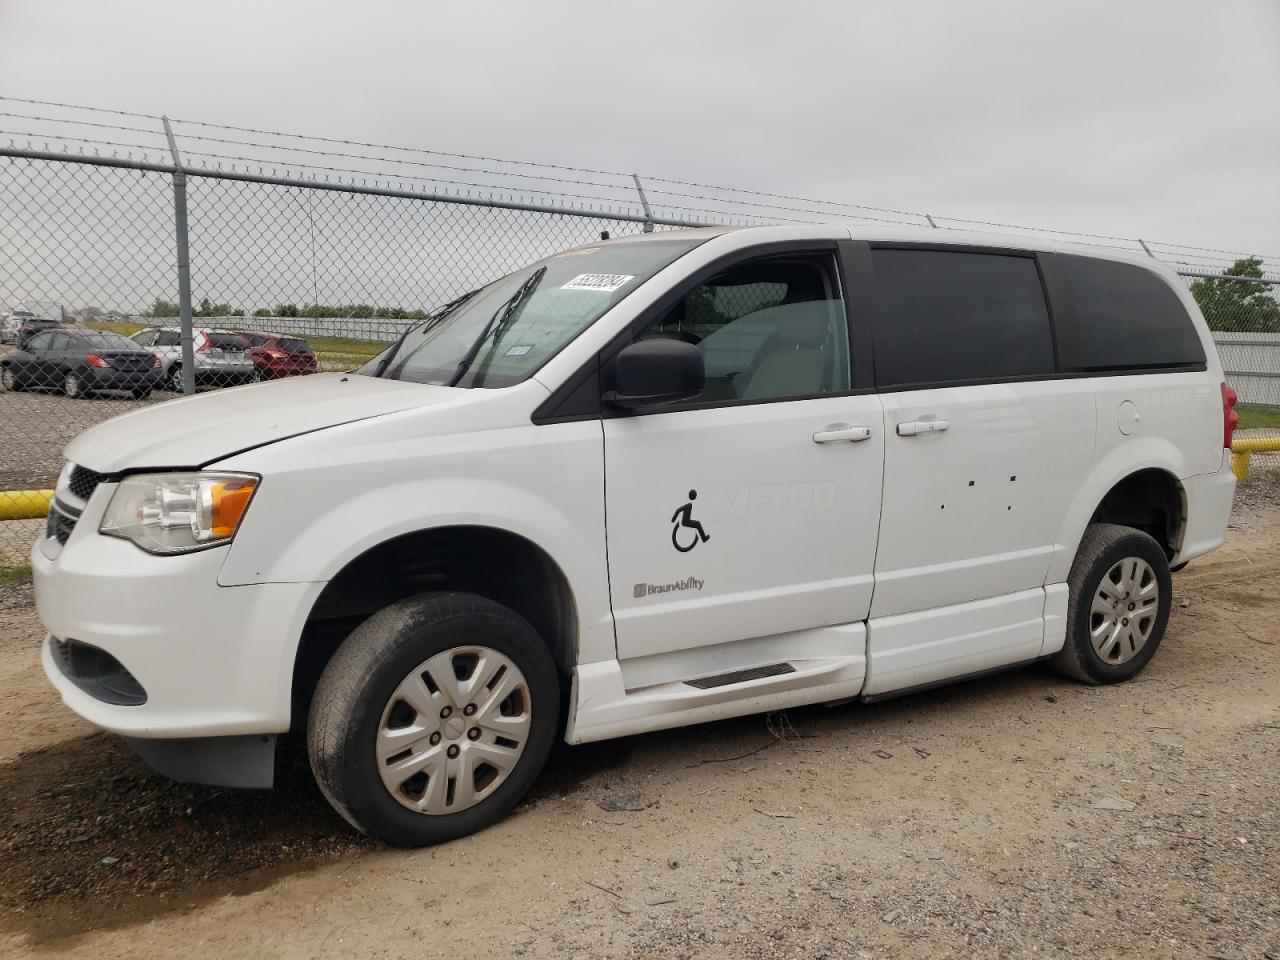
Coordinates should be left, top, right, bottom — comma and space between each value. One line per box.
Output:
604, 338, 705, 410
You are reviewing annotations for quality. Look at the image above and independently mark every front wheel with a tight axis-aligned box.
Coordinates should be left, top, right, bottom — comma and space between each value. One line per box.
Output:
1050, 523, 1172, 684
0, 366, 20, 392
307, 592, 560, 847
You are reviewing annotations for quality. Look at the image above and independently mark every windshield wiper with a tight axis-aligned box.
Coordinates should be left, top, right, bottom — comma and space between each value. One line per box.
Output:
375, 289, 479, 378
447, 267, 546, 388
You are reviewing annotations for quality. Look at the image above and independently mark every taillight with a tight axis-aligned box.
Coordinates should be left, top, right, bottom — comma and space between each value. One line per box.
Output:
1221, 382, 1238, 449
85, 354, 106, 368
152, 354, 162, 368
195, 333, 210, 353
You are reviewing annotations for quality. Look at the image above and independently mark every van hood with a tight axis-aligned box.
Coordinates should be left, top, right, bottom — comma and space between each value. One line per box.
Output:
65, 373, 455, 473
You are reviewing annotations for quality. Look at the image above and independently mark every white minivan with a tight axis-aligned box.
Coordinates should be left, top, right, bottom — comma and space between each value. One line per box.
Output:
34, 225, 1238, 846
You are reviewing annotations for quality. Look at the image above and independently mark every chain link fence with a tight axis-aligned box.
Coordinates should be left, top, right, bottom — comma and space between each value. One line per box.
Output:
2, 136, 1278, 562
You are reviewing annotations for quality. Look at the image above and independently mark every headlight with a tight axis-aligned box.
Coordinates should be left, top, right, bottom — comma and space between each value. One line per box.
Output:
100, 472, 260, 554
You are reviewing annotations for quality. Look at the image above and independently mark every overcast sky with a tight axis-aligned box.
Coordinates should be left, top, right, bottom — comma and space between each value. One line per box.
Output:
1, 0, 1277, 261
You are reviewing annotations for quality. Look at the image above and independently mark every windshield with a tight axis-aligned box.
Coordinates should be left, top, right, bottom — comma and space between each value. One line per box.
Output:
368, 236, 704, 387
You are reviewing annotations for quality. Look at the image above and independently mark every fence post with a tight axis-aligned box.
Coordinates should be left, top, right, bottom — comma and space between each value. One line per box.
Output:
161, 116, 196, 396
631, 173, 654, 233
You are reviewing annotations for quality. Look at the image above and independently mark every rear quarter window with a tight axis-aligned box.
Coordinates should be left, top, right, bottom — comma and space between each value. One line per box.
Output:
1056, 255, 1205, 372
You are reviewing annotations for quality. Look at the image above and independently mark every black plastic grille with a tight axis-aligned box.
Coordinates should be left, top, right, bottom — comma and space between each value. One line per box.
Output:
46, 502, 79, 544
51, 637, 147, 706
67, 464, 105, 502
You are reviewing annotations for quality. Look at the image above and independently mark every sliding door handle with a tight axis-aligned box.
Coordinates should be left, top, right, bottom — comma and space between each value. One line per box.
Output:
812, 425, 873, 444
896, 418, 950, 437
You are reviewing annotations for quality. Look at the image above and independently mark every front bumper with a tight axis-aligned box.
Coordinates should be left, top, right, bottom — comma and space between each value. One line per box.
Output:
33, 485, 323, 741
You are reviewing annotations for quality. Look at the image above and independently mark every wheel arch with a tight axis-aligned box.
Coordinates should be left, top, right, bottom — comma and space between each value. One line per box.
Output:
290, 523, 579, 729
1087, 467, 1187, 559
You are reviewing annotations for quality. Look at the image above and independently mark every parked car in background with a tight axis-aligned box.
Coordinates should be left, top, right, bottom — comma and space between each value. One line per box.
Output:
128, 326, 258, 391
14, 317, 69, 350
236, 331, 318, 379
1, 309, 37, 344
1, 328, 162, 398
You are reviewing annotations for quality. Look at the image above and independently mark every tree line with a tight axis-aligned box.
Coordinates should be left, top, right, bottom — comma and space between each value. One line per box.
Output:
148, 298, 429, 320
1188, 258, 1279, 333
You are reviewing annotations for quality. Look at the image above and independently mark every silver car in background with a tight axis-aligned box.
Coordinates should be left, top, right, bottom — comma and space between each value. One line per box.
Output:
1, 309, 38, 344
129, 326, 259, 391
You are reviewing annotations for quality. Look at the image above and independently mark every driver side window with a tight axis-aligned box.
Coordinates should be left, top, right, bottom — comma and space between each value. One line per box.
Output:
635, 253, 850, 404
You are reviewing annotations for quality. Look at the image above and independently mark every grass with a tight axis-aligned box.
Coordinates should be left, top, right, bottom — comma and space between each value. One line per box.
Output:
304, 335, 385, 358
1237, 404, 1280, 431
0, 564, 32, 586
85, 319, 146, 337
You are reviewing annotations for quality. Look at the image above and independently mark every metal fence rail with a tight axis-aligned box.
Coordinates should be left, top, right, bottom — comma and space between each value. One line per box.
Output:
2, 132, 1278, 561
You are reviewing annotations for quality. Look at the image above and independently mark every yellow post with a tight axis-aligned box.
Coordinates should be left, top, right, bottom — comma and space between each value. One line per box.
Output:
0, 490, 53, 521
1230, 436, 1280, 484
1231, 451, 1251, 483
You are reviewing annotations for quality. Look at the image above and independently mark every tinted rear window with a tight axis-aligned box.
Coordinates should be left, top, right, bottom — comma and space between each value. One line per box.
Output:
1057, 255, 1204, 371
871, 249, 1055, 387
208, 333, 248, 350
277, 337, 312, 353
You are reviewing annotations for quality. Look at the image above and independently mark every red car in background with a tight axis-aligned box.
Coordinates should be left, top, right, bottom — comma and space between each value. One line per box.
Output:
236, 331, 318, 379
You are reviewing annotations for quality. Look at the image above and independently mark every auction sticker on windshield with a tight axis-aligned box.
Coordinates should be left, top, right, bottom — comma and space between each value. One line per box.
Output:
561, 273, 635, 292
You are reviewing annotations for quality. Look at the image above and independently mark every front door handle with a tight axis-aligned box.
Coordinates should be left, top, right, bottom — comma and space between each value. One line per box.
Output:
896, 418, 950, 437
812, 425, 873, 444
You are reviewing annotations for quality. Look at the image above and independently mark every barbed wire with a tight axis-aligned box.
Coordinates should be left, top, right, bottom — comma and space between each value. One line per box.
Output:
0, 94, 1275, 270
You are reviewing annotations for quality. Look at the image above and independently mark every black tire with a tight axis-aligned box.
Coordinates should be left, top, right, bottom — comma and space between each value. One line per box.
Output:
131, 386, 152, 400
1050, 522, 1172, 685
167, 364, 185, 392
0, 366, 20, 392
307, 591, 560, 847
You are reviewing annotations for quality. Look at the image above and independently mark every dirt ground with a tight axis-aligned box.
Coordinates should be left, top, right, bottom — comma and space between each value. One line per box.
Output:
0, 479, 1277, 959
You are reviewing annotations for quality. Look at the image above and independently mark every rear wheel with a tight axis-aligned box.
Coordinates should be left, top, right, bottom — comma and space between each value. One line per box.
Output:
1051, 523, 1172, 684
308, 592, 559, 847
63, 371, 86, 399
131, 386, 152, 400
167, 364, 184, 393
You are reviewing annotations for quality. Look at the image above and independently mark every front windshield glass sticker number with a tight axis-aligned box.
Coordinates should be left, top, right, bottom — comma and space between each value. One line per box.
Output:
671, 489, 711, 553
504, 344, 534, 357
561, 274, 635, 293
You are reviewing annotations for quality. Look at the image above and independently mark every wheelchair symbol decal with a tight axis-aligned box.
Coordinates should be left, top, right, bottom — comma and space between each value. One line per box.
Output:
671, 489, 711, 553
